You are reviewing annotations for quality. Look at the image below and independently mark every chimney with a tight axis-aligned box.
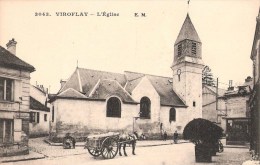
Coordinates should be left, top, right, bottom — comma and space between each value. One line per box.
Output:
6, 38, 17, 55
60, 79, 67, 89
227, 80, 234, 91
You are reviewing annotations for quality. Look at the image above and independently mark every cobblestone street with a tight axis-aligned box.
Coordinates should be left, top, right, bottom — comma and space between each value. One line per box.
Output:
1, 137, 252, 165
28, 138, 86, 158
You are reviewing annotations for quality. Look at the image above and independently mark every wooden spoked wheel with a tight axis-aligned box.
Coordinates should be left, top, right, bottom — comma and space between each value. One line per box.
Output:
87, 148, 102, 157
101, 137, 118, 159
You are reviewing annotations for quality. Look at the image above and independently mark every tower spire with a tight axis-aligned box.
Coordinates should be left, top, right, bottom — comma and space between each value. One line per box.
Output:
187, 0, 190, 13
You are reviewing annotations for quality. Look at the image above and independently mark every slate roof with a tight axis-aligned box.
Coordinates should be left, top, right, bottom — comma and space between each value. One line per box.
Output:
175, 14, 201, 45
224, 86, 251, 97
124, 71, 186, 107
124, 71, 144, 93
30, 97, 50, 112
0, 46, 35, 72
79, 68, 127, 96
90, 79, 137, 103
57, 68, 186, 107
58, 88, 88, 99
146, 74, 185, 107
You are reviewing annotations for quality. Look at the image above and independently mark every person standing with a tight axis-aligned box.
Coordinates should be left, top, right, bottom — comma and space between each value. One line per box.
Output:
163, 131, 168, 141
173, 131, 178, 144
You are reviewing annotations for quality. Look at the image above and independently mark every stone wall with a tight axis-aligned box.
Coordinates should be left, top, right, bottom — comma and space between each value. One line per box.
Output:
226, 95, 249, 118
0, 66, 31, 157
131, 76, 161, 122
49, 98, 139, 142
29, 110, 50, 137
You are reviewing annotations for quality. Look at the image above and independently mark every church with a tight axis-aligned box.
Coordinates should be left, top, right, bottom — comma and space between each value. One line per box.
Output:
49, 14, 204, 141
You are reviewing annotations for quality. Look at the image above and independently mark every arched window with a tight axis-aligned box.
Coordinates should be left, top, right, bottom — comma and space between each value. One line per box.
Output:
140, 97, 151, 119
169, 108, 176, 122
106, 97, 121, 118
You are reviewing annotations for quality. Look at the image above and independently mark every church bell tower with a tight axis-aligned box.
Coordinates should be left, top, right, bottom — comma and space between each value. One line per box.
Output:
171, 14, 204, 118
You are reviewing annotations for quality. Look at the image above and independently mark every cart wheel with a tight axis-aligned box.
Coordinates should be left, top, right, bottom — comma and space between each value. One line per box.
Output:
101, 137, 118, 159
88, 148, 102, 157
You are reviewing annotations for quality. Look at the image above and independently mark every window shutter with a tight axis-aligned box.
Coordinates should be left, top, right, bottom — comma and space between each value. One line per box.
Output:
14, 119, 22, 142
52, 107, 54, 122
29, 112, 33, 123
14, 80, 22, 102
37, 112, 40, 123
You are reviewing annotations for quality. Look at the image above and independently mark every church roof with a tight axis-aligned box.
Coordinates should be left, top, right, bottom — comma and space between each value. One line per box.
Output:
58, 68, 135, 103
0, 46, 35, 72
124, 71, 186, 107
58, 88, 88, 99
124, 71, 145, 93
57, 68, 186, 107
175, 14, 201, 45
146, 75, 185, 107
79, 68, 127, 96
89, 79, 137, 104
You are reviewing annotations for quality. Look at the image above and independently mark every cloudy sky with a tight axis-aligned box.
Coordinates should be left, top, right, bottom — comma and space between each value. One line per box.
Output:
0, 0, 259, 93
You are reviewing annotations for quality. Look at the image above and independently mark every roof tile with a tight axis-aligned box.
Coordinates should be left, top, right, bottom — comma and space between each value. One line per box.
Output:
0, 46, 35, 72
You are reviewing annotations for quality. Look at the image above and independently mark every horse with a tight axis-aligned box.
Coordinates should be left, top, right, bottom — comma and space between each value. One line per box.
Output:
118, 132, 137, 156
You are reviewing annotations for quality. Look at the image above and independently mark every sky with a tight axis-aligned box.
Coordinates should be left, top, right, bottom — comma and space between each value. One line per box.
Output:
0, 0, 259, 93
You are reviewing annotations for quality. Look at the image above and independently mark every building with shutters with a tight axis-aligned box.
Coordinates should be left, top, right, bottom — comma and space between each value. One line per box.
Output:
29, 84, 50, 137
0, 39, 35, 156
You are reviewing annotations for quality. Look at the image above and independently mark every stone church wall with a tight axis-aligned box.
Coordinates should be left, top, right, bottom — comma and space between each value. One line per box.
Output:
49, 98, 139, 142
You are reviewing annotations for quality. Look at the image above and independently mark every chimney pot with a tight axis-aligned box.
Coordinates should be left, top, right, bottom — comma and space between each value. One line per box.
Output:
6, 38, 17, 55
227, 86, 234, 91
60, 79, 67, 89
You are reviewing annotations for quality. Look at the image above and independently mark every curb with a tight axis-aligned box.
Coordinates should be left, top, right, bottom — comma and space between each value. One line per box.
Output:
44, 138, 190, 148
1, 156, 45, 163
0, 151, 46, 163
223, 145, 249, 149
44, 139, 86, 147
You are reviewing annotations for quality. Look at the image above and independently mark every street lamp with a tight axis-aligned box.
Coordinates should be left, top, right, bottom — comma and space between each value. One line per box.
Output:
133, 117, 140, 133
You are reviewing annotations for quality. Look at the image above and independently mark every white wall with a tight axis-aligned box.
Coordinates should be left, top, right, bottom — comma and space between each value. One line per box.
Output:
160, 106, 187, 134
30, 85, 47, 104
132, 76, 161, 122
51, 98, 138, 136
29, 109, 49, 136
172, 63, 203, 122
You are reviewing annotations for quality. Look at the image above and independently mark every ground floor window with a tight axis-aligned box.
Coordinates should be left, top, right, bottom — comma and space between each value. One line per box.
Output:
169, 108, 176, 122
0, 119, 13, 143
226, 119, 250, 143
140, 97, 151, 119
44, 114, 47, 122
30, 112, 40, 123
106, 97, 121, 118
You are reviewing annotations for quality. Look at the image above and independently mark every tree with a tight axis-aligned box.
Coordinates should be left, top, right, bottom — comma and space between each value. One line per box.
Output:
183, 118, 223, 144
183, 118, 223, 162
202, 66, 215, 86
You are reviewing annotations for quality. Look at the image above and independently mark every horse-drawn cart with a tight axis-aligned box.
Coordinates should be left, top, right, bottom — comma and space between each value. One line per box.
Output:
84, 132, 120, 159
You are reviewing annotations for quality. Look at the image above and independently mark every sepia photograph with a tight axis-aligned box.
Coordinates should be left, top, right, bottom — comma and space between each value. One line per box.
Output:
0, 0, 260, 164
